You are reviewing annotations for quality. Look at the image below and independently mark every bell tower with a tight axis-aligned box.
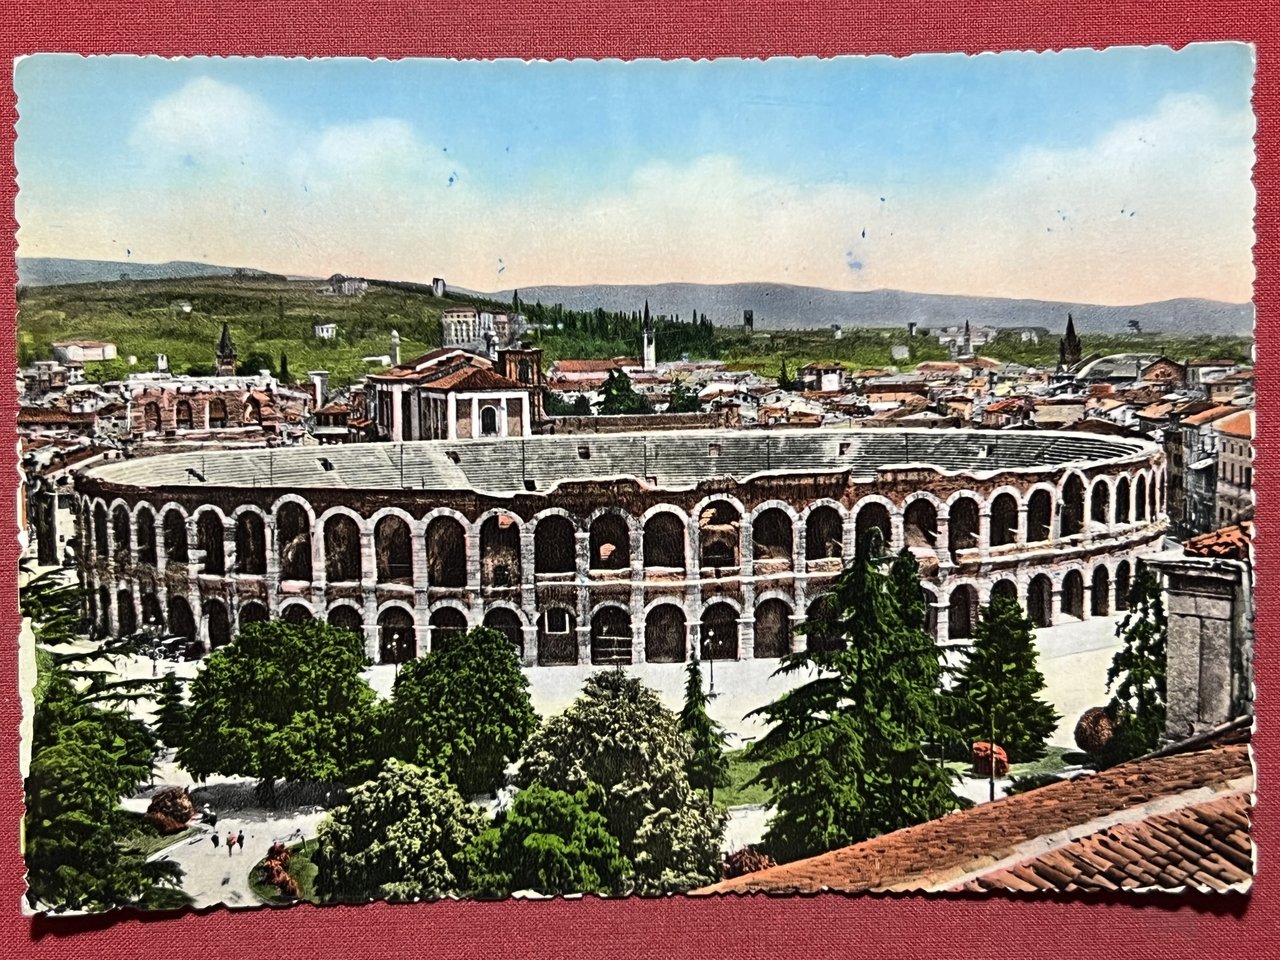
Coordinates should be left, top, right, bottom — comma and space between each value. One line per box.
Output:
215, 322, 237, 376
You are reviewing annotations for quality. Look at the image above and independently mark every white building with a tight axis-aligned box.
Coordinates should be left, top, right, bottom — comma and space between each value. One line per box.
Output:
53, 340, 117, 364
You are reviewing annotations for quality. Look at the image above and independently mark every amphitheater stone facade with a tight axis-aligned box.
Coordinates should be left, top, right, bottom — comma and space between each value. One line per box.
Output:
73, 428, 1168, 666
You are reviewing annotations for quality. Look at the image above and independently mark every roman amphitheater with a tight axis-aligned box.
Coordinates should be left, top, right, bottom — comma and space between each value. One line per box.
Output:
74, 428, 1168, 666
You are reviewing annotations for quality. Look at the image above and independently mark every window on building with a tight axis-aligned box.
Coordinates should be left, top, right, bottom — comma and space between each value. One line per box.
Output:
208, 398, 227, 429
480, 405, 499, 436
175, 400, 193, 430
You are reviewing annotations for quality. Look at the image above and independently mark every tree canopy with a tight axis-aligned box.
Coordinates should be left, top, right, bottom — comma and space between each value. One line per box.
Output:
177, 619, 379, 798
515, 670, 726, 893
749, 535, 959, 864
313, 759, 485, 902
598, 369, 653, 416
384, 626, 537, 797
679, 658, 729, 801
1100, 562, 1168, 767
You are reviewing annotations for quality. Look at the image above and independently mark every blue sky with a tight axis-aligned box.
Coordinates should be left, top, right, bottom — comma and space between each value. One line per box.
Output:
15, 46, 1257, 304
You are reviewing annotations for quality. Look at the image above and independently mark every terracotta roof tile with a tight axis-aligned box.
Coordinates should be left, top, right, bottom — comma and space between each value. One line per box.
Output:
1183, 522, 1253, 560
1212, 409, 1254, 439
1182, 405, 1238, 426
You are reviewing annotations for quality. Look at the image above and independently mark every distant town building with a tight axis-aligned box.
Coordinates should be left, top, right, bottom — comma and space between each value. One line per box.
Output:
1212, 409, 1254, 528
52, 340, 117, 364
431, 277, 447, 297
313, 321, 338, 340
743, 309, 754, 333
798, 362, 844, 393
641, 301, 657, 371
317, 274, 369, 296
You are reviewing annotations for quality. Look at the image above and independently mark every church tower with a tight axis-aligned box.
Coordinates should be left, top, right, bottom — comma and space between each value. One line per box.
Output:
641, 300, 657, 371
215, 322, 237, 376
1058, 313, 1082, 371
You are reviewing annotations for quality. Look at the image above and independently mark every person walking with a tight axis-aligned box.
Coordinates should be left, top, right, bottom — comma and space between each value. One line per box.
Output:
237, 830, 245, 852
227, 830, 236, 857
211, 832, 220, 852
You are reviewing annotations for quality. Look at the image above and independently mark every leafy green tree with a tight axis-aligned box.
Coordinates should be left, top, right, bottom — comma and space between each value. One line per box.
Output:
944, 595, 1060, 765
153, 671, 189, 749
178, 620, 379, 801
313, 759, 485, 902
571, 394, 593, 415
679, 658, 729, 801
241, 350, 276, 377
1100, 562, 1168, 766
385, 626, 537, 797
464, 783, 631, 897
666, 381, 702, 413
598, 369, 652, 416
516, 670, 726, 893
749, 531, 959, 864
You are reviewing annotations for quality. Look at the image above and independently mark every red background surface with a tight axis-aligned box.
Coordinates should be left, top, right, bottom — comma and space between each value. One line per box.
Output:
0, 2, 1275, 956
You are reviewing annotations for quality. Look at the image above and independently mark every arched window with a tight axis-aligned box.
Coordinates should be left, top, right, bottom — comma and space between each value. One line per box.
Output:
136, 509, 157, 566
428, 607, 466, 652
644, 605, 686, 663
375, 515, 413, 584
112, 505, 131, 564
752, 508, 793, 565
324, 514, 362, 583
1061, 570, 1085, 619
480, 514, 521, 588
175, 400, 194, 430
426, 516, 467, 587
93, 502, 108, 557
162, 509, 188, 564
166, 595, 196, 642
235, 512, 266, 575
805, 506, 843, 561
700, 602, 739, 660
143, 401, 161, 433
483, 607, 524, 657
698, 501, 741, 569
991, 579, 1018, 605
537, 607, 577, 666
590, 606, 632, 665
480, 405, 499, 436
380, 607, 418, 663
989, 493, 1019, 548
1026, 489, 1053, 542
535, 515, 576, 575
948, 585, 978, 639
116, 590, 137, 636
1061, 475, 1085, 537
240, 601, 270, 629
754, 598, 793, 659
643, 512, 686, 569
196, 512, 226, 575
1115, 476, 1132, 524
1090, 481, 1111, 526
1114, 560, 1132, 612
903, 499, 938, 553
277, 502, 312, 581
281, 603, 313, 624
243, 397, 261, 425
208, 398, 228, 429
205, 599, 231, 648
1028, 574, 1053, 627
589, 513, 631, 570
327, 604, 363, 636
854, 502, 891, 552
1091, 565, 1111, 617
947, 497, 980, 563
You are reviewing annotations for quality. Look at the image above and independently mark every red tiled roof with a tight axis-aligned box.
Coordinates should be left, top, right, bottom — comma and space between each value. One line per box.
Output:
696, 743, 1251, 896
420, 365, 526, 392
18, 408, 97, 423
1212, 409, 1254, 439
553, 358, 632, 374
1183, 405, 1238, 427
1184, 522, 1253, 561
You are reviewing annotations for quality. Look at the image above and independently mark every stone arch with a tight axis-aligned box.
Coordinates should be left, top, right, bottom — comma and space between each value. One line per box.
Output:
643, 509, 687, 569
482, 606, 525, 657
379, 604, 418, 663
697, 498, 742, 569
903, 495, 940, 554
948, 583, 979, 640
96, 585, 111, 633
644, 602, 686, 663
1027, 574, 1054, 628
754, 597, 793, 659
93, 501, 109, 557
175, 399, 194, 430
1060, 473, 1086, 536
1115, 559, 1132, 612
162, 507, 190, 564
140, 592, 164, 633
280, 601, 315, 624
588, 510, 632, 571
1115, 475, 1132, 523
479, 511, 522, 588
1026, 487, 1054, 543
205, 598, 231, 649
135, 506, 158, 566
751, 504, 795, 566
116, 589, 137, 636
428, 604, 467, 652
534, 511, 577, 575
990, 578, 1019, 605
275, 499, 313, 581
989, 492, 1019, 548
537, 606, 578, 666
111, 503, 131, 565
375, 513, 413, 584
324, 512, 363, 583
326, 602, 363, 636
1089, 478, 1112, 527
1134, 473, 1149, 521
235, 510, 267, 576
143, 400, 161, 434
1147, 470, 1157, 519
853, 500, 892, 552
590, 603, 633, 665
243, 396, 261, 425
195, 509, 226, 575
167, 595, 195, 641
239, 600, 269, 629
425, 513, 467, 587
479, 404, 499, 437
1091, 564, 1111, 617
208, 397, 228, 429
1061, 568, 1085, 620
921, 586, 939, 639
947, 495, 981, 563
804, 502, 845, 561
803, 591, 844, 652
700, 601, 739, 660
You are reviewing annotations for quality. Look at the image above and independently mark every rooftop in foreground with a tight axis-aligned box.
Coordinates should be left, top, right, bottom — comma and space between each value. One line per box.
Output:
82, 427, 1157, 496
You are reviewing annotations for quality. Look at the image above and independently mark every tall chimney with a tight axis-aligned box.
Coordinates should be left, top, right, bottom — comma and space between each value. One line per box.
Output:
390, 329, 401, 367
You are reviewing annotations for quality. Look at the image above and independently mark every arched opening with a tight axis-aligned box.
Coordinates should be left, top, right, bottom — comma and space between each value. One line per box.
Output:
698, 500, 741, 570
1026, 489, 1053, 543
991, 578, 1018, 605
162, 509, 189, 564
1091, 565, 1111, 617
1090, 481, 1111, 527
208, 398, 228, 429
324, 514, 362, 583
327, 604, 363, 636
480, 514, 521, 588
922, 588, 939, 639
803, 593, 844, 652
112, 505, 131, 565
989, 493, 1019, 548
281, 603, 313, 624
140, 593, 164, 633
754, 598, 793, 659
643, 512, 686, 569
1060, 475, 1085, 537
480, 405, 499, 437
196, 512, 226, 575
379, 607, 417, 664
243, 397, 261, 425
1061, 570, 1085, 620
143, 401, 161, 433
277, 502, 312, 581
175, 400, 194, 431
93, 502, 108, 557
235, 513, 266, 575
428, 607, 466, 652
1115, 476, 1132, 524
136, 509, 157, 566
700, 602, 739, 660
948, 585, 978, 640
752, 507, 794, 565
426, 516, 467, 587
240, 601, 269, 629
805, 505, 843, 560
97, 586, 111, 633
854, 502, 891, 551
644, 604, 686, 663
1115, 560, 1132, 612
947, 497, 981, 563
167, 595, 195, 642
116, 590, 137, 636
591, 606, 633, 665
483, 607, 524, 657
375, 515, 413, 584
205, 599, 231, 649
537, 607, 577, 666
1147, 473, 1157, 519
534, 515, 576, 575
1028, 575, 1054, 628
903, 499, 939, 554
589, 513, 631, 571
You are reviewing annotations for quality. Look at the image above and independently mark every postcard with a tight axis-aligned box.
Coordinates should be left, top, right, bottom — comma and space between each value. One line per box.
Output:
15, 47, 1255, 913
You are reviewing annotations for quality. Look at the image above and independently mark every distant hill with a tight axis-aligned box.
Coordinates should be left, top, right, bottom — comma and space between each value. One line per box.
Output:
17, 257, 288, 287
485, 282, 1254, 337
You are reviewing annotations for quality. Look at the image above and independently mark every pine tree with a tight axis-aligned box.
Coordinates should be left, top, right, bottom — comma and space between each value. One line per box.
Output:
945, 595, 1060, 766
679, 658, 729, 802
1101, 562, 1168, 767
778, 359, 793, 391
153, 671, 190, 749
279, 352, 292, 384
749, 531, 959, 863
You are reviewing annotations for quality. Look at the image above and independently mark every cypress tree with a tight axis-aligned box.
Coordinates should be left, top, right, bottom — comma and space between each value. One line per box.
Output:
153, 671, 190, 749
679, 658, 729, 802
1100, 562, 1168, 766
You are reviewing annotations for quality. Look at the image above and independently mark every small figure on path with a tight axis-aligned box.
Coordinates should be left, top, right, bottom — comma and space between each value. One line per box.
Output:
237, 830, 245, 851
211, 832, 220, 851
227, 830, 236, 856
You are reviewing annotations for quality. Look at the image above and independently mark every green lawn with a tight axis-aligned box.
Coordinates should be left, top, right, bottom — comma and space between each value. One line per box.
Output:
120, 811, 199, 858
719, 749, 771, 808
250, 838, 320, 905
